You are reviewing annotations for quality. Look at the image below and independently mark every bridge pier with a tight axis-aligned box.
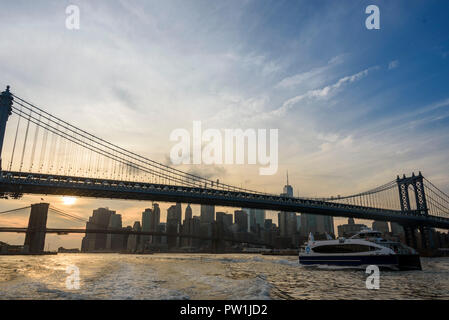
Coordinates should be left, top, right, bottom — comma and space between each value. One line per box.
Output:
24, 203, 49, 253
419, 225, 435, 250
403, 226, 418, 249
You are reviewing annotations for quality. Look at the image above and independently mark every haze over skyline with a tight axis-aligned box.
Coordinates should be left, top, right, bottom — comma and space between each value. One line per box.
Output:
1, 1, 449, 249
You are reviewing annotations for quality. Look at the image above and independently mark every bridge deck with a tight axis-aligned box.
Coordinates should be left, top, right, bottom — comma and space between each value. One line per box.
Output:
1, 171, 449, 229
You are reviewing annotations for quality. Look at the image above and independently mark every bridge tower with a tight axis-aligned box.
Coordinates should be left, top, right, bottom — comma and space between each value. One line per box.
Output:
0, 86, 14, 171
396, 172, 434, 250
24, 203, 49, 253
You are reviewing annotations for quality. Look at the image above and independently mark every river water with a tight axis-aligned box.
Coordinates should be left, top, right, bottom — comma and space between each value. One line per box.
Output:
0, 254, 448, 299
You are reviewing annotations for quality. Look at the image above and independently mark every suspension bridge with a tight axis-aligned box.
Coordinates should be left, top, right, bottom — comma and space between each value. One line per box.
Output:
0, 86, 448, 250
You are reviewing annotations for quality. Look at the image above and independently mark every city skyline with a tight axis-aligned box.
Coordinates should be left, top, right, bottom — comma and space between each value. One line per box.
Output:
0, 177, 391, 250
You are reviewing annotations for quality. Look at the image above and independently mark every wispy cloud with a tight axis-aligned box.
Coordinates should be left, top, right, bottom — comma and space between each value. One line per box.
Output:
275, 54, 345, 89
269, 66, 379, 117
388, 60, 399, 70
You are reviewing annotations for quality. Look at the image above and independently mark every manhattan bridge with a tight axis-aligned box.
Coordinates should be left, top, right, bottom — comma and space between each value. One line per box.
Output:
0, 86, 448, 251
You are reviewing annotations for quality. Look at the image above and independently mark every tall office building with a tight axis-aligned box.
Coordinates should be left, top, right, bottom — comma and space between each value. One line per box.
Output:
249, 209, 265, 232
167, 203, 182, 225
278, 211, 297, 238
372, 221, 389, 234
301, 213, 334, 238
183, 216, 201, 247
141, 208, 152, 249
167, 203, 182, 248
82, 208, 115, 252
127, 221, 141, 252
296, 215, 301, 233
234, 210, 248, 233
185, 204, 193, 221
151, 203, 161, 230
200, 205, 215, 223
390, 222, 405, 236
106, 213, 123, 251
281, 171, 294, 197
278, 173, 297, 242
216, 212, 233, 231
337, 218, 367, 238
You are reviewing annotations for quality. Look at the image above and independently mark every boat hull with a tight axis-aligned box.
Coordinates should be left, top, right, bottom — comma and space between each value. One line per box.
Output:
299, 254, 421, 270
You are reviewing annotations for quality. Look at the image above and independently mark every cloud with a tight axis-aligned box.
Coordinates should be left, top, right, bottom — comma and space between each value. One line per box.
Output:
187, 165, 227, 180
388, 60, 399, 70
275, 54, 345, 89
270, 66, 378, 117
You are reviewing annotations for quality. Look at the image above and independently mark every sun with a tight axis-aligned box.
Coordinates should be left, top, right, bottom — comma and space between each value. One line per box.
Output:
62, 196, 77, 205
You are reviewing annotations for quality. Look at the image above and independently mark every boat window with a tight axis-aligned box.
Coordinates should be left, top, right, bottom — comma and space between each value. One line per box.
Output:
312, 244, 377, 254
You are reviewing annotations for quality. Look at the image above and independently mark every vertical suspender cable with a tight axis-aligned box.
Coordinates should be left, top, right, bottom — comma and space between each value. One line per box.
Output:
29, 114, 41, 172
19, 110, 32, 172
8, 105, 22, 171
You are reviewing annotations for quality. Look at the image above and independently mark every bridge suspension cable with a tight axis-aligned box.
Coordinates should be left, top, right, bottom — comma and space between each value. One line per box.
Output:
0, 206, 32, 215
423, 177, 449, 218
6, 93, 266, 195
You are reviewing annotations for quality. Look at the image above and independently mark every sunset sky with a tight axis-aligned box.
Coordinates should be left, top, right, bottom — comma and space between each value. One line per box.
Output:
1, 1, 449, 249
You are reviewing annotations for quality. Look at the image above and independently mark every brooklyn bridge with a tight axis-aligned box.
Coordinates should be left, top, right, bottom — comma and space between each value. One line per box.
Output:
0, 86, 448, 252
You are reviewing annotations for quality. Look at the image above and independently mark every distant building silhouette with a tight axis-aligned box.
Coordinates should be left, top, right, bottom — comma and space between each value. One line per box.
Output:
185, 204, 193, 221
200, 205, 215, 223
337, 218, 367, 238
82, 208, 117, 252
106, 213, 123, 251
234, 210, 248, 233
127, 221, 141, 252
372, 221, 389, 234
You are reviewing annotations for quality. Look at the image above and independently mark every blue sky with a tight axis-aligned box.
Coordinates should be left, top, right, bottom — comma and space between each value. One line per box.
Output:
0, 1, 449, 247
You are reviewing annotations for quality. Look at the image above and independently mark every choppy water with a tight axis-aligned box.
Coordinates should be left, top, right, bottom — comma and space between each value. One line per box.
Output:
0, 254, 448, 299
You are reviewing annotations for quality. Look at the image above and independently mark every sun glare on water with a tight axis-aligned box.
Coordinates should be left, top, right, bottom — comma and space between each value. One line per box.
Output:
62, 197, 77, 205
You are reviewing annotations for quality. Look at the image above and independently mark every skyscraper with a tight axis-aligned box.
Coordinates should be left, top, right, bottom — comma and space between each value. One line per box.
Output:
127, 221, 141, 252
106, 213, 123, 251
167, 203, 182, 226
372, 221, 389, 234
337, 218, 366, 238
185, 204, 193, 221
167, 203, 182, 248
249, 209, 265, 232
234, 210, 248, 233
278, 211, 297, 238
390, 222, 405, 236
150, 203, 161, 231
278, 172, 298, 244
141, 208, 152, 249
216, 212, 233, 231
200, 205, 215, 223
301, 214, 334, 238
82, 208, 115, 252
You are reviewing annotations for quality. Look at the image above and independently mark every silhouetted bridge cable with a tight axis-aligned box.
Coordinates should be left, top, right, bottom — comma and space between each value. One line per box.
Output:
309, 180, 403, 211
0, 86, 449, 240
0, 206, 32, 216
9, 94, 265, 194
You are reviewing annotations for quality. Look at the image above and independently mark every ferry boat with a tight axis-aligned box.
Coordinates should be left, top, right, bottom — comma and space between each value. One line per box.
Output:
298, 228, 421, 270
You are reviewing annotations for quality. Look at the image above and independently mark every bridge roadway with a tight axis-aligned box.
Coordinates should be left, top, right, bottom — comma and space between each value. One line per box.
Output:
0, 227, 268, 247
1, 170, 449, 229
